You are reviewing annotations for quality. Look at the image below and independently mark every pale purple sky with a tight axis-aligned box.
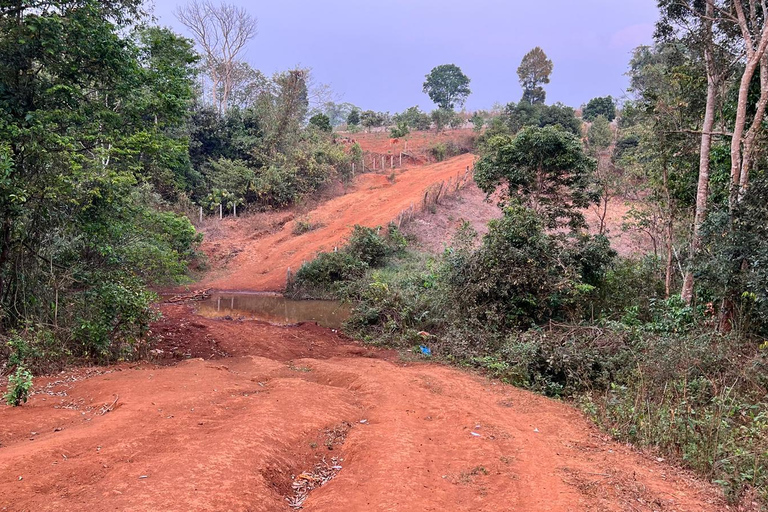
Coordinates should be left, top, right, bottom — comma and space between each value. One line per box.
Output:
148, 0, 658, 112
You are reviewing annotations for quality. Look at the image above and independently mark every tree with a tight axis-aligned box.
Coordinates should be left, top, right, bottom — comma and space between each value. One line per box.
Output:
393, 106, 432, 131
431, 108, 459, 132
656, 0, 722, 304
586, 115, 616, 236
422, 64, 471, 110
587, 116, 612, 151
503, 102, 581, 136
582, 96, 616, 121
475, 126, 598, 231
175, 0, 258, 114
360, 110, 388, 131
470, 111, 486, 132
346, 108, 360, 127
517, 47, 553, 104
0, 0, 200, 359
309, 113, 332, 132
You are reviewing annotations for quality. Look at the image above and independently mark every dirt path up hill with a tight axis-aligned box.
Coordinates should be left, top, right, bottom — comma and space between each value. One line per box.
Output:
202, 153, 475, 291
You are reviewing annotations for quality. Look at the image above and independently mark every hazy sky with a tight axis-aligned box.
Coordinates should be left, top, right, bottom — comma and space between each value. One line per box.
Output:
148, 0, 659, 112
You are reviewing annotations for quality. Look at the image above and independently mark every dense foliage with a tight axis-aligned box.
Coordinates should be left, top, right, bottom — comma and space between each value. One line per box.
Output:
0, 1, 201, 370
582, 96, 616, 122
0, 1, 357, 375
422, 64, 471, 110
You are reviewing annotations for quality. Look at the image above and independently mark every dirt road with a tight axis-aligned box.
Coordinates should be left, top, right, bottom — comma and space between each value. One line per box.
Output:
0, 306, 726, 511
202, 153, 476, 291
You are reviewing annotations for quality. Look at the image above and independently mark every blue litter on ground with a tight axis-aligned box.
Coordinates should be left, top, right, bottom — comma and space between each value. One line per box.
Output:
419, 345, 432, 357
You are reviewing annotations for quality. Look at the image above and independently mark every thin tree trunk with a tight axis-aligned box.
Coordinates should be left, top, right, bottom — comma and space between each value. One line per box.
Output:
662, 160, 674, 298
739, 52, 768, 200
729, 0, 768, 210
682, 0, 717, 304
0, 216, 10, 303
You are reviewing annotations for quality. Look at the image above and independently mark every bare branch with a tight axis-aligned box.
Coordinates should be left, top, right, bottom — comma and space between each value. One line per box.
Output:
175, 1, 258, 113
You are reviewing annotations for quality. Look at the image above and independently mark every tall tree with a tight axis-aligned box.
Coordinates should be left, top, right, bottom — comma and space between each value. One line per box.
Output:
175, 0, 258, 114
475, 126, 598, 231
0, 0, 199, 356
517, 47, 553, 105
422, 64, 471, 110
657, 0, 722, 303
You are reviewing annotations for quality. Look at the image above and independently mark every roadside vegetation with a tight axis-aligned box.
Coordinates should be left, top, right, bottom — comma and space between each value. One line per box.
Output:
290, 21, 768, 505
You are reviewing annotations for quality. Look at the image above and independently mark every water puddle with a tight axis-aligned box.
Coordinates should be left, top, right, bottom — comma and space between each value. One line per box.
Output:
195, 292, 350, 329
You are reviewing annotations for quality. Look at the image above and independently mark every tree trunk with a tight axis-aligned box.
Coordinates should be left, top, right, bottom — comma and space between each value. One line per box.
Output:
729, 1, 768, 210
738, 52, 768, 200
662, 160, 674, 298
0, 215, 11, 305
681, 0, 717, 304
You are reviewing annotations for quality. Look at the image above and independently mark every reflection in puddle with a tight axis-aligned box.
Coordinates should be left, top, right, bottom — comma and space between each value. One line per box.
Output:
195, 292, 350, 329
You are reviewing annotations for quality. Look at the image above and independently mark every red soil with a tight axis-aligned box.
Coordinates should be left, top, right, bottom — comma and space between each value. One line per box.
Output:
199, 153, 476, 291
0, 305, 728, 512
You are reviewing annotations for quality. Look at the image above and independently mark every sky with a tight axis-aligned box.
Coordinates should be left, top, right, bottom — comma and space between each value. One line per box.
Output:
147, 0, 659, 113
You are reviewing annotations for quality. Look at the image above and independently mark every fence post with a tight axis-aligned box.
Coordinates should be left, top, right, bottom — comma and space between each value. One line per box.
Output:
219, 203, 222, 220
381, 156, 385, 169
233, 202, 237, 218
390, 155, 394, 168
199, 206, 203, 223
399, 152, 402, 167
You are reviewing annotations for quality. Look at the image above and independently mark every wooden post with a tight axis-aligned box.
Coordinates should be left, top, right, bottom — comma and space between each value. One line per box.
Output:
352, 163, 355, 175
399, 152, 402, 167
381, 156, 385, 169
199, 206, 203, 223
390, 155, 394, 168
219, 203, 222, 220
233, 202, 237, 218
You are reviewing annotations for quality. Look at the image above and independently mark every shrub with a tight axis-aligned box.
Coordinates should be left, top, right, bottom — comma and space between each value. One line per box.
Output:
390, 121, 410, 138
289, 251, 368, 299
4, 366, 33, 406
347, 226, 389, 266
74, 275, 159, 362
292, 216, 323, 235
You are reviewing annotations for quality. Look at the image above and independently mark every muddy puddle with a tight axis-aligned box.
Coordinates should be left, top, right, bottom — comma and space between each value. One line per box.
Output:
195, 292, 350, 329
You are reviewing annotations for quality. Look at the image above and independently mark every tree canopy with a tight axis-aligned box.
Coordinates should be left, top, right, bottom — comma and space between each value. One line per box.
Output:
422, 64, 471, 110
475, 126, 597, 231
517, 47, 553, 104
582, 96, 616, 121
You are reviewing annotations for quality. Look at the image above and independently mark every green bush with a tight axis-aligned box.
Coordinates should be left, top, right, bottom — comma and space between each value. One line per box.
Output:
289, 251, 368, 299
288, 224, 409, 300
74, 275, 159, 362
4, 365, 33, 406
347, 226, 389, 266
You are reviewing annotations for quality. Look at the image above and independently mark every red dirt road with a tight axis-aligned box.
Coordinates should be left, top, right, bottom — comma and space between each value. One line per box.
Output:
201, 153, 476, 291
0, 306, 726, 512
